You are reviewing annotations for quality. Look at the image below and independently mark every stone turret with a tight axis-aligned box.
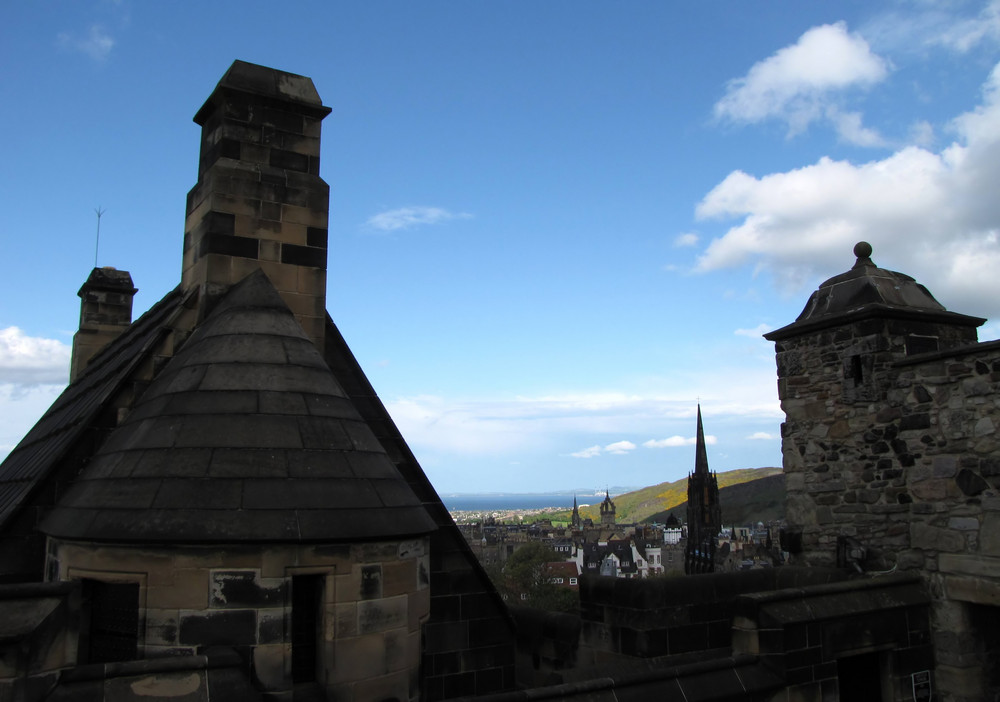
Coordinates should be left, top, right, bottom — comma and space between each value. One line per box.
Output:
70, 267, 137, 382
182, 60, 332, 351
765, 242, 985, 567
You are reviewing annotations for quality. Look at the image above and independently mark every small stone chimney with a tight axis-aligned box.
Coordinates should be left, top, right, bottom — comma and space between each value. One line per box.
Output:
182, 60, 333, 350
70, 266, 137, 382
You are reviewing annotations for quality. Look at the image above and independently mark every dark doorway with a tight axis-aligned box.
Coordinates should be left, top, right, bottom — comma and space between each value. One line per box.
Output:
80, 579, 140, 664
292, 574, 324, 683
969, 603, 1000, 698
837, 651, 882, 701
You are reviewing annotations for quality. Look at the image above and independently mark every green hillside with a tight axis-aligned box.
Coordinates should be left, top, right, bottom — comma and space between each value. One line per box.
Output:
548, 467, 783, 524
645, 472, 786, 525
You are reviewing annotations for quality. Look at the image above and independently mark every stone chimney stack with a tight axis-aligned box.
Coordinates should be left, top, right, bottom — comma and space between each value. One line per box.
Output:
182, 61, 333, 350
70, 267, 137, 382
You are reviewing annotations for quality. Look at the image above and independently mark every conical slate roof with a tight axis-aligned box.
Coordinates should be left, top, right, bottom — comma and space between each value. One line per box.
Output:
765, 242, 984, 340
42, 270, 435, 543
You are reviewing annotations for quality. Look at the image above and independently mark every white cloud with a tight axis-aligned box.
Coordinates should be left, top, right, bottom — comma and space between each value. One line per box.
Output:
385, 385, 780, 459
748, 432, 777, 440
0, 328, 71, 386
0, 384, 65, 460
909, 120, 935, 148
604, 440, 636, 455
643, 435, 718, 449
674, 232, 699, 247
0, 329, 69, 461
827, 108, 886, 147
715, 22, 888, 144
734, 323, 772, 338
57, 24, 114, 61
696, 60, 1000, 319
863, 1, 1000, 55
366, 206, 472, 232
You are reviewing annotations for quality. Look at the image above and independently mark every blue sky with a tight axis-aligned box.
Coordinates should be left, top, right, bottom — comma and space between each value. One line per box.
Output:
3, 1, 1000, 494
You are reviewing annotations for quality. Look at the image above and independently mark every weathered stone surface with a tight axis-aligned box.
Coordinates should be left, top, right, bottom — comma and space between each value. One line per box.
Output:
955, 469, 990, 497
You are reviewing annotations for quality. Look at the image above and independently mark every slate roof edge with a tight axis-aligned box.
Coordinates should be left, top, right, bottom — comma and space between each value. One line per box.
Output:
764, 304, 985, 341
323, 314, 517, 630
0, 286, 187, 531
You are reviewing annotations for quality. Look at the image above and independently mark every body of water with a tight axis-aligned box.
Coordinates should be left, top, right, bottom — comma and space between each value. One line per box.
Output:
442, 494, 599, 511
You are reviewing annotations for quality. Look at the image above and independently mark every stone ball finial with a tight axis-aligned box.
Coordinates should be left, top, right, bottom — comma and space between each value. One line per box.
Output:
852, 241, 874, 269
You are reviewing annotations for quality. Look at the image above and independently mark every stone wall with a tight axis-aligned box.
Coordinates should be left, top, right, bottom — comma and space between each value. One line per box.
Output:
774, 318, 981, 568
577, 568, 845, 664
733, 574, 933, 702
47, 538, 430, 701
772, 312, 1000, 698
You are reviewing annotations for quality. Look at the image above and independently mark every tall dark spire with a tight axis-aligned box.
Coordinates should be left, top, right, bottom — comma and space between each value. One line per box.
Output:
695, 404, 709, 475
685, 404, 721, 574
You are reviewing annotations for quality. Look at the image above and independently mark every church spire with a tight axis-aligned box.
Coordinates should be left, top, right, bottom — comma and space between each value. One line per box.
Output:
695, 404, 709, 475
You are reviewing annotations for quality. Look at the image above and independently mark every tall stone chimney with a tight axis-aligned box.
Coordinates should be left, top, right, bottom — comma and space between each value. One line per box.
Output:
70, 267, 137, 382
182, 61, 333, 350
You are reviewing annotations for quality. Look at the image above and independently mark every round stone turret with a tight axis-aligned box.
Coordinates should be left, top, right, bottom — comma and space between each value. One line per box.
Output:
765, 242, 984, 341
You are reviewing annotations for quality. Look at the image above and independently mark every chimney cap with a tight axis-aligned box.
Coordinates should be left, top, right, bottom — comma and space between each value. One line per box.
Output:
77, 267, 137, 297
194, 60, 331, 125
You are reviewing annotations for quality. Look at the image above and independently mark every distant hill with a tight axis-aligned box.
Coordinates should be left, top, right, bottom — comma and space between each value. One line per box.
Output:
645, 472, 786, 526
551, 467, 784, 525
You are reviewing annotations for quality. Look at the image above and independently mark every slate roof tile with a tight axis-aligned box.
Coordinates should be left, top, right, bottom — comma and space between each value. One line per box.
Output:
137, 448, 215, 478
284, 450, 355, 479
258, 391, 308, 415
209, 449, 289, 479
174, 415, 304, 450
153, 479, 243, 510
297, 416, 353, 450
63, 478, 162, 510
40, 270, 434, 543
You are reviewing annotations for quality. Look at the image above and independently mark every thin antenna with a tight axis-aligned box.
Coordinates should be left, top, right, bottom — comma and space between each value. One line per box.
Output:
94, 206, 106, 268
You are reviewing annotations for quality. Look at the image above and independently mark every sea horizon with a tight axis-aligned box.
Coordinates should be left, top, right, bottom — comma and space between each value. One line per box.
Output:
441, 488, 637, 512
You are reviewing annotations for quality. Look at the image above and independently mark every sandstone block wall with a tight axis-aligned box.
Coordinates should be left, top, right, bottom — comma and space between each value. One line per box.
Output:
48, 538, 430, 701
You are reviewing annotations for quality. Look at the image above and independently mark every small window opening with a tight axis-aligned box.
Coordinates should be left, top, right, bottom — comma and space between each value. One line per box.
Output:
80, 579, 139, 664
292, 574, 324, 684
850, 355, 864, 385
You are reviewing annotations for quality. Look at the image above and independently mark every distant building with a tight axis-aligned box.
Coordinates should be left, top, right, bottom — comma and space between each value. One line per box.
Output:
684, 406, 721, 574
599, 490, 616, 525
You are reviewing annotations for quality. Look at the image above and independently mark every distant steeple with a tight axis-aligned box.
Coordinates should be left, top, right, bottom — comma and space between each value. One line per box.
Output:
571, 495, 581, 529
685, 404, 721, 574
600, 489, 616, 526
695, 404, 709, 475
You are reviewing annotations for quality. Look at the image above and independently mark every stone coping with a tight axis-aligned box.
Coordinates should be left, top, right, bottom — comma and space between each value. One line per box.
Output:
733, 572, 927, 625
892, 337, 1000, 367
444, 653, 782, 701
59, 647, 242, 684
